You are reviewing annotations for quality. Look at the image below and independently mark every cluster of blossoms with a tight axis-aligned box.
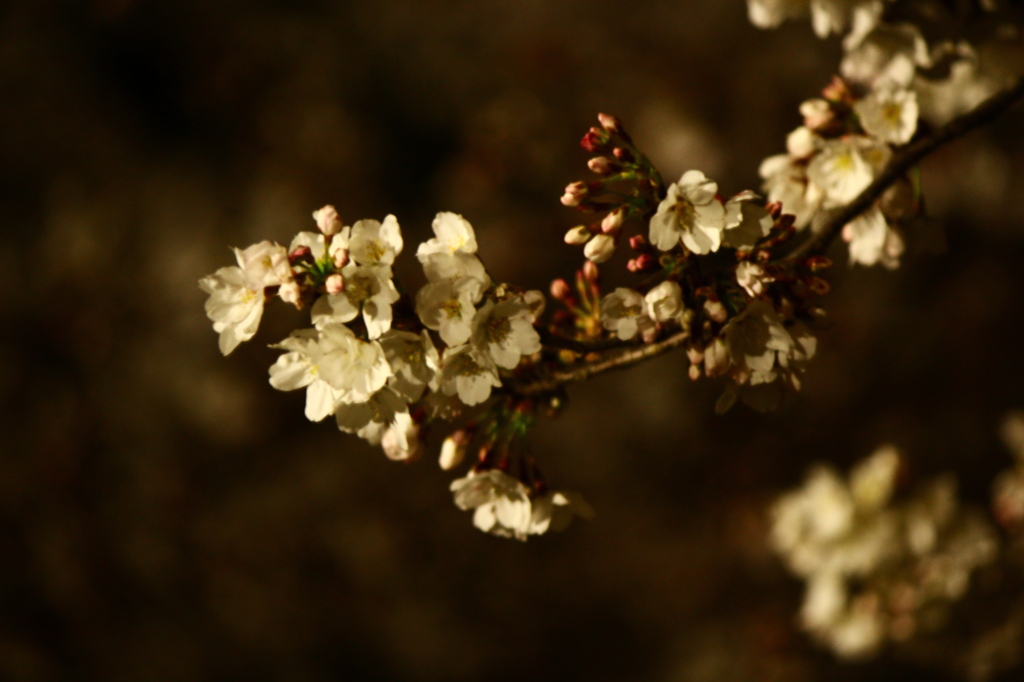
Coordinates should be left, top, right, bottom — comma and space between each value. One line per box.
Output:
753, 0, 1024, 268
992, 412, 1024, 534
200, 208, 597, 540
771, 446, 999, 659
558, 114, 829, 412
201, 1, 1021, 545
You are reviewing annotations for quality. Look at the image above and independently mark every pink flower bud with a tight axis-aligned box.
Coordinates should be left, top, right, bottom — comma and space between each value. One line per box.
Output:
587, 156, 614, 175
600, 208, 624, 235
289, 245, 313, 262
279, 281, 301, 306
597, 113, 623, 134
312, 205, 343, 236
564, 225, 592, 245
581, 260, 599, 283
765, 201, 783, 219
325, 273, 344, 295
560, 181, 588, 207
612, 147, 634, 163
333, 249, 349, 269
634, 253, 658, 272
550, 279, 572, 300
629, 234, 648, 251
627, 258, 640, 273
704, 299, 727, 324
580, 127, 607, 152
688, 365, 702, 381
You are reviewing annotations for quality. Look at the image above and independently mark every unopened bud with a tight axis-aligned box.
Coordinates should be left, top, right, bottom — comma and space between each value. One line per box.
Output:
289, 245, 313, 262
560, 181, 588, 207
550, 279, 572, 300
704, 337, 730, 377
688, 364, 702, 381
582, 260, 600, 283
333, 248, 349, 269
584, 234, 615, 263
704, 299, 727, 323
325, 273, 344, 295
765, 201, 783, 219
587, 156, 614, 175
439, 434, 468, 470
600, 208, 624, 235
612, 147, 634, 163
312, 205, 343, 236
627, 258, 641, 273
597, 113, 623, 134
580, 127, 607, 152
634, 253, 657, 272
383, 422, 422, 462
821, 76, 852, 104
629, 234, 648, 251
279, 281, 301, 306
686, 346, 704, 365
564, 225, 592, 245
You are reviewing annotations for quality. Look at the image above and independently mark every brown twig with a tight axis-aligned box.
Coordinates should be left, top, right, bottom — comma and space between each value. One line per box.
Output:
789, 75, 1024, 260
536, 327, 643, 354
513, 330, 690, 396
514, 77, 1024, 397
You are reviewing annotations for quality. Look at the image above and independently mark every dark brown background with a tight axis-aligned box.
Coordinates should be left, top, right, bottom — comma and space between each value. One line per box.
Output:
2, 1, 1023, 680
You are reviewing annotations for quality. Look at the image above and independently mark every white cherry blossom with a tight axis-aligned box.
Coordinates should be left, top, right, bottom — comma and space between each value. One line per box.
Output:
808, 137, 891, 208
842, 205, 904, 268
379, 329, 439, 403
335, 387, 408, 445
416, 211, 478, 258
437, 345, 502, 406
736, 261, 774, 297
600, 287, 654, 341
289, 229, 349, 264
722, 190, 774, 250
268, 329, 347, 422
348, 215, 403, 267
380, 412, 423, 461
233, 240, 293, 288
282, 323, 390, 404
200, 265, 267, 356
450, 469, 533, 541
759, 154, 824, 229
312, 263, 400, 339
649, 170, 727, 255
855, 87, 919, 145
416, 276, 487, 347
469, 297, 542, 370
527, 490, 595, 535
644, 281, 684, 324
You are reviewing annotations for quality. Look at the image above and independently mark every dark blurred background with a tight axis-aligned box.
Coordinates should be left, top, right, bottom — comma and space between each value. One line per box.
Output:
2, 1, 1024, 680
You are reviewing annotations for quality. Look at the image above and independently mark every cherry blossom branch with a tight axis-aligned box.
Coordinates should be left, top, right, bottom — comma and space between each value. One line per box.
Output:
790, 75, 1024, 260
536, 327, 641, 353
514, 330, 690, 396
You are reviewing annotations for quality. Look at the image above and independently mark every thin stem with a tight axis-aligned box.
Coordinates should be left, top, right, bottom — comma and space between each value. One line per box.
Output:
514, 330, 690, 396
536, 327, 642, 353
789, 75, 1024, 260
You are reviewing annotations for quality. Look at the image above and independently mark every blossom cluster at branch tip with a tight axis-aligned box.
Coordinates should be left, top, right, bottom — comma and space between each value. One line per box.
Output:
771, 446, 998, 659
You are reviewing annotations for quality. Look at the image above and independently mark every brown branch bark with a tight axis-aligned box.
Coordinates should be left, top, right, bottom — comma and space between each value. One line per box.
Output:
536, 327, 643, 354
789, 75, 1024, 260
513, 330, 690, 396
513, 76, 1024, 398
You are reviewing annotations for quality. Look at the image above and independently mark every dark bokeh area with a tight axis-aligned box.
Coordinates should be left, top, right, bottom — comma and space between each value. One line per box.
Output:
2, 1, 1024, 680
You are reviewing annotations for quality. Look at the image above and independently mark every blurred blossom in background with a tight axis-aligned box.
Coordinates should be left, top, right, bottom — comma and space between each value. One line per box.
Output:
2, 1, 1024, 680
